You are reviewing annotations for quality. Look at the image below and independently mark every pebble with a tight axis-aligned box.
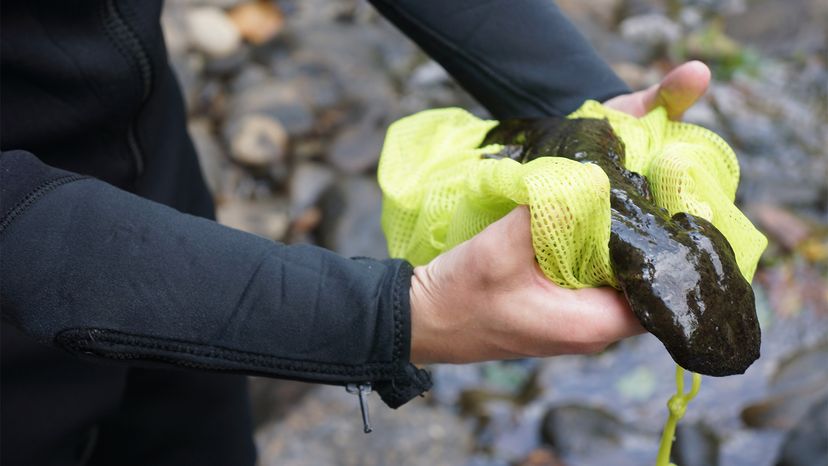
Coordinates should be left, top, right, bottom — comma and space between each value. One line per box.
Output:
619, 14, 681, 49
228, 1, 284, 45
224, 113, 288, 167
230, 83, 315, 137
318, 176, 388, 258
255, 385, 473, 466
185, 7, 242, 58
289, 162, 335, 218
326, 112, 385, 174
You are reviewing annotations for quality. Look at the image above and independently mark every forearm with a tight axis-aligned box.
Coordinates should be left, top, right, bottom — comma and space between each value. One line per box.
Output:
370, 0, 630, 118
0, 151, 430, 407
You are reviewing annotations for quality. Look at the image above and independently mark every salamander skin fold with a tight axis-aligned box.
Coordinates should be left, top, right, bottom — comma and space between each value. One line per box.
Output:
481, 118, 761, 376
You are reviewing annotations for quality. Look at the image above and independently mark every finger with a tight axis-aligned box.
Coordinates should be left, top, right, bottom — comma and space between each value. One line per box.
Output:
572, 287, 646, 340
651, 60, 712, 120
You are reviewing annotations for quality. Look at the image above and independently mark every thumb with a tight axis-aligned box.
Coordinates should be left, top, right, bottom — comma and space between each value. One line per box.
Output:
641, 60, 712, 120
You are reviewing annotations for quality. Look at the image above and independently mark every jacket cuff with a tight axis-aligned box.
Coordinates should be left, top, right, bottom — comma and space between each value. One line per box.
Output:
374, 259, 432, 408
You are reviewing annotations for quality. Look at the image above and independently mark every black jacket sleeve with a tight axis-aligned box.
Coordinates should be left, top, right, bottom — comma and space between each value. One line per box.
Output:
370, 0, 630, 118
0, 151, 430, 408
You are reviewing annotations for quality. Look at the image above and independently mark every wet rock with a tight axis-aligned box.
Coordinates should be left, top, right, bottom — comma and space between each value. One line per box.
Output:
672, 423, 720, 466
228, 1, 284, 45
540, 404, 627, 456
775, 396, 828, 466
185, 7, 242, 58
188, 118, 226, 195
741, 342, 828, 429
230, 82, 315, 136
216, 197, 289, 240
224, 113, 288, 167
318, 176, 388, 258
476, 402, 544, 463
326, 111, 385, 174
256, 385, 473, 466
289, 162, 335, 218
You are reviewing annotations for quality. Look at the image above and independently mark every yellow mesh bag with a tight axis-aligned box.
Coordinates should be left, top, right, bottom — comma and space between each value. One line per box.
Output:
378, 100, 767, 287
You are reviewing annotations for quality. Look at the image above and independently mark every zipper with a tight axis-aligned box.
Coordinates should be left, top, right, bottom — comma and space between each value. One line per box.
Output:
101, 0, 152, 178
346, 382, 374, 433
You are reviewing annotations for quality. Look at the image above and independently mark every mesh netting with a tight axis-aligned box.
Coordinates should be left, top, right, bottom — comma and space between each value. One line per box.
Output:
378, 100, 767, 288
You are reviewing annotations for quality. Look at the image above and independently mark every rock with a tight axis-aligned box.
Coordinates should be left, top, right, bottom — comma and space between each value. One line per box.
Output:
748, 204, 814, 251
611, 62, 662, 90
289, 162, 335, 218
672, 423, 720, 466
224, 113, 288, 167
725, 0, 828, 58
188, 118, 226, 195
203, 43, 250, 76
775, 396, 828, 466
228, 1, 284, 45
741, 342, 828, 429
290, 207, 322, 236
326, 111, 385, 174
318, 176, 388, 258
228, 64, 270, 93
407, 61, 450, 88
518, 448, 565, 466
230, 82, 315, 136
188, 0, 245, 8
556, 0, 622, 29
619, 14, 681, 51
216, 197, 289, 240
185, 7, 242, 58
540, 404, 627, 456
255, 385, 473, 466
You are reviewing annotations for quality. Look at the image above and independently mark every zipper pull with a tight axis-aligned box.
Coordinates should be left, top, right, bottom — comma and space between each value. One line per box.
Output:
345, 382, 373, 433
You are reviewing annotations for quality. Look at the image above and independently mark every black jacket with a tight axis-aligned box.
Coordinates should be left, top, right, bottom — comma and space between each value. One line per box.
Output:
0, 0, 628, 464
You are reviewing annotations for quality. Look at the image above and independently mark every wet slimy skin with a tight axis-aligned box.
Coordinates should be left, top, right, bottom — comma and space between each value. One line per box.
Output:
481, 118, 761, 376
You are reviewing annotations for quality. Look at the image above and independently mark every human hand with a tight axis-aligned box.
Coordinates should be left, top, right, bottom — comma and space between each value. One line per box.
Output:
409, 62, 712, 364
409, 206, 643, 364
603, 61, 711, 120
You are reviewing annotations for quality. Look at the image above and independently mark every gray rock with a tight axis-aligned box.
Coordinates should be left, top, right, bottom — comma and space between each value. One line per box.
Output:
224, 113, 288, 168
216, 197, 289, 240
326, 111, 385, 174
230, 82, 315, 136
672, 423, 720, 466
228, 64, 270, 94
203, 43, 250, 76
540, 404, 627, 456
255, 385, 473, 466
185, 7, 242, 58
289, 162, 335, 218
619, 14, 681, 50
318, 176, 388, 259
775, 396, 828, 466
